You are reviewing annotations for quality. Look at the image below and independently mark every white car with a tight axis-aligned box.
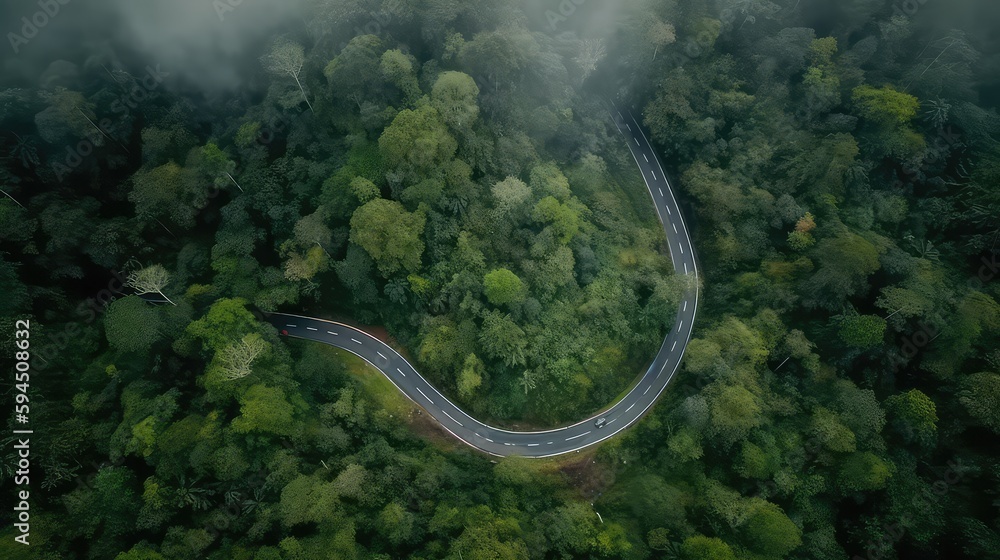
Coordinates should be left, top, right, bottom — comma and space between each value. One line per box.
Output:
595, 417, 607, 429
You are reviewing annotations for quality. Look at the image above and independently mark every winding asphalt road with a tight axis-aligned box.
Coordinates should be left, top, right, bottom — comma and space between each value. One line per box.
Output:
266, 104, 699, 457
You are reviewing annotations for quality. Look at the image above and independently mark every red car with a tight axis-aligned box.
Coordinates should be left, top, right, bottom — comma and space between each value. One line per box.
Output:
280, 329, 289, 336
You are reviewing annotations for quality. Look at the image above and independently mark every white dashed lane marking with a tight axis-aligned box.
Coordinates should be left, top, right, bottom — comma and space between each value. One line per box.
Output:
396, 367, 406, 377
679, 243, 684, 254
678, 320, 684, 332
626, 403, 636, 413
351, 338, 362, 345
658, 187, 664, 196
285, 324, 297, 328
377, 351, 387, 360
565, 431, 591, 441
643, 154, 649, 163
684, 263, 689, 274
652, 170, 657, 181
671, 340, 677, 352
306, 327, 317, 331
644, 385, 651, 395
442, 410, 463, 427
327, 331, 337, 335
672, 223, 678, 234
416, 387, 434, 404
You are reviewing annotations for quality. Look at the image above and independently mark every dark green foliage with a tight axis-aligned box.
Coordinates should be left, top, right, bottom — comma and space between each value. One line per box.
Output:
2, 1, 999, 559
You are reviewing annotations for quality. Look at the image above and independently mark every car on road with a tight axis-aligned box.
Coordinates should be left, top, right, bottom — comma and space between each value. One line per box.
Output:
595, 417, 607, 429
280, 329, 289, 336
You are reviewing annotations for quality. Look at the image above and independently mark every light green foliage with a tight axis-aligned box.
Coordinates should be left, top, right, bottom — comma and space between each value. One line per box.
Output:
811, 407, 857, 453
530, 162, 572, 201
838, 314, 887, 348
852, 85, 920, 126
235, 121, 261, 148
735, 441, 772, 478
232, 384, 297, 436
333, 464, 368, 502
449, 507, 530, 560
380, 49, 421, 102
349, 198, 426, 277
668, 426, 704, 462
532, 196, 582, 244
350, 177, 380, 204
680, 535, 736, 560
184, 298, 259, 353
483, 268, 527, 306
419, 317, 476, 378
458, 353, 485, 399
741, 502, 803, 556
279, 474, 339, 528
885, 389, 938, 445
706, 382, 764, 446
852, 84, 925, 157
492, 176, 532, 213
379, 104, 457, 181
431, 71, 480, 131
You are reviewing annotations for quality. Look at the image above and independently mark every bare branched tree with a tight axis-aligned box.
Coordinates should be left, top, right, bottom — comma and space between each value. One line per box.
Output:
261, 37, 314, 113
219, 333, 268, 380
574, 39, 607, 81
126, 263, 176, 305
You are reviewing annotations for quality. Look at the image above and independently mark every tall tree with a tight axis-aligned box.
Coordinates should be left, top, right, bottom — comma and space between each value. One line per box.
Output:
261, 37, 314, 113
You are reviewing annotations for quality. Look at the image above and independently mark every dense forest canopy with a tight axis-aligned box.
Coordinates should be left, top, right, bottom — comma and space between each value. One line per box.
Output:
1, 0, 999, 559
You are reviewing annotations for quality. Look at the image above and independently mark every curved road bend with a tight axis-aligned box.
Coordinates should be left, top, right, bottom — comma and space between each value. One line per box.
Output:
267, 104, 699, 457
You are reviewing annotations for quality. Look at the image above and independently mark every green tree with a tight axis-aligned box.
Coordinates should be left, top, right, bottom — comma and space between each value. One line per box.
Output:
852, 84, 925, 157
479, 311, 528, 367
325, 35, 384, 106
741, 502, 803, 556
680, 535, 736, 560
380, 49, 421, 103
349, 199, 426, 277
458, 353, 486, 400
885, 389, 938, 446
231, 384, 297, 436
802, 232, 882, 310
706, 382, 764, 446
129, 162, 204, 230
278, 474, 339, 528
105, 295, 161, 353
838, 314, 887, 348
958, 372, 1000, 433
184, 298, 259, 353
838, 451, 894, 492
431, 71, 480, 131
483, 268, 527, 307
378, 104, 457, 181
532, 196, 582, 244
